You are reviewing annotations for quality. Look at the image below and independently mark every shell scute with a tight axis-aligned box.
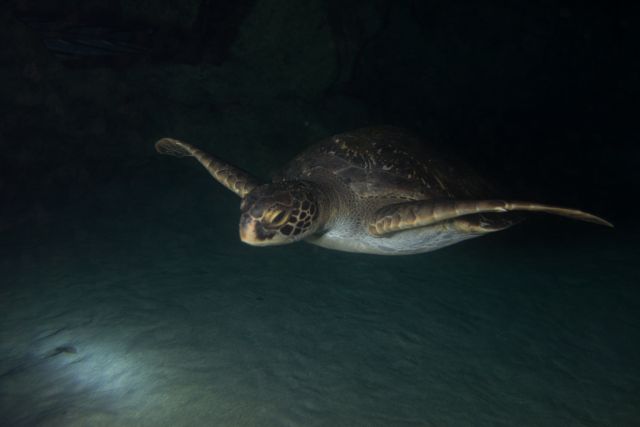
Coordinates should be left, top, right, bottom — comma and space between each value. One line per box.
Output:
281, 127, 495, 200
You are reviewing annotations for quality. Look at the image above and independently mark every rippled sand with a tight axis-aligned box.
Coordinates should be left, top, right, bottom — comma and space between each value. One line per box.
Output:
1, 188, 636, 426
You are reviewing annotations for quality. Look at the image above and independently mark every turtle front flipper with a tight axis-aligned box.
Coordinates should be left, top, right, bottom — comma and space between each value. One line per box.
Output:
368, 199, 613, 237
155, 138, 259, 197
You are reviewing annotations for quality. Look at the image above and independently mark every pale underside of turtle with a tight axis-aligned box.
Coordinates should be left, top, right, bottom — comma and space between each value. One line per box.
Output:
155, 127, 611, 255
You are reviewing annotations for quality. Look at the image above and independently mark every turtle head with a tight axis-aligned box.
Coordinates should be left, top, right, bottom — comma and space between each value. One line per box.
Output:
239, 181, 323, 246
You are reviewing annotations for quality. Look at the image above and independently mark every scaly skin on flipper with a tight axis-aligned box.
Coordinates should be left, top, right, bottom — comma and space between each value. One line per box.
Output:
155, 138, 259, 197
368, 199, 613, 237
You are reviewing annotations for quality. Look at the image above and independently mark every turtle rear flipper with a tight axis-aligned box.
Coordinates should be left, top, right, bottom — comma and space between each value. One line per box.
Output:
155, 138, 260, 198
368, 199, 613, 236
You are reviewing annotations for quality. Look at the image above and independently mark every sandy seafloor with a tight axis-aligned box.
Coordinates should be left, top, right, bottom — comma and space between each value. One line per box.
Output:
0, 173, 637, 427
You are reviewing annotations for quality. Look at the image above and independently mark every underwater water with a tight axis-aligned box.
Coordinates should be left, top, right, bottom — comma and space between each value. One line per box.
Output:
0, 173, 637, 426
2, 2, 638, 425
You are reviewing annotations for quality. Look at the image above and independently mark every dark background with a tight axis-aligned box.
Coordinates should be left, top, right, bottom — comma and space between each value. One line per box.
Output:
1, 0, 638, 234
0, 4, 638, 424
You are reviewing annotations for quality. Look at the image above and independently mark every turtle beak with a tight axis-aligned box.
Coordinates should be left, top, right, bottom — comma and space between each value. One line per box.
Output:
239, 214, 272, 246
239, 215, 258, 245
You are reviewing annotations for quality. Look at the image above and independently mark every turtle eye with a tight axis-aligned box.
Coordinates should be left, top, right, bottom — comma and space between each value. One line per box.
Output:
264, 208, 288, 227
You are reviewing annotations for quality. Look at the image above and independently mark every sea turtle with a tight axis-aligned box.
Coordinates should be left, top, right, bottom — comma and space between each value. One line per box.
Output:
155, 127, 611, 255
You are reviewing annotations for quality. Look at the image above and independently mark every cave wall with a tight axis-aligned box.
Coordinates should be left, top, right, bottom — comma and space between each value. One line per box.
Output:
0, 0, 637, 230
